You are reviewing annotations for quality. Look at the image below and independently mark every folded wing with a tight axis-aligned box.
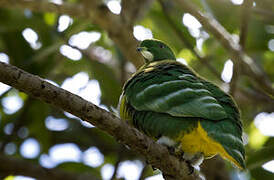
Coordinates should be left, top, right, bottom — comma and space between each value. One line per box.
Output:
125, 62, 227, 121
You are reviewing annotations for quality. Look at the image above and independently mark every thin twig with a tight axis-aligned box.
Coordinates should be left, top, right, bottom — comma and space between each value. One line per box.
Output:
175, 0, 274, 98
239, 0, 253, 50
230, 0, 253, 95
253, 7, 274, 19
121, 0, 154, 27
159, 0, 220, 80
0, 153, 98, 180
110, 153, 122, 180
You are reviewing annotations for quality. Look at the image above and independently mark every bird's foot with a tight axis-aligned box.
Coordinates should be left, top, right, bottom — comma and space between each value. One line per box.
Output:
186, 160, 195, 175
175, 149, 185, 161
166, 146, 176, 155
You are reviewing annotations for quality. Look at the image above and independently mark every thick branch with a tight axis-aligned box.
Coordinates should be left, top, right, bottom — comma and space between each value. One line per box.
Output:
0, 153, 97, 180
175, 0, 274, 98
0, 0, 143, 68
0, 62, 197, 180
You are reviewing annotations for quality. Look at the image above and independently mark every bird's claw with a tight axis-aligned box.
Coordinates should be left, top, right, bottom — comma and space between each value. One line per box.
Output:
186, 160, 195, 175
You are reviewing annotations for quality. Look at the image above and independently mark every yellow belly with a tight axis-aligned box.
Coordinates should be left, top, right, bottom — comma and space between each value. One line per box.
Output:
177, 121, 242, 169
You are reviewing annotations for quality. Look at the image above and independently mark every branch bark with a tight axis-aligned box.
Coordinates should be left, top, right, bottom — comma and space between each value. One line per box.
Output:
0, 153, 97, 180
0, 0, 143, 68
175, 0, 274, 98
0, 61, 198, 180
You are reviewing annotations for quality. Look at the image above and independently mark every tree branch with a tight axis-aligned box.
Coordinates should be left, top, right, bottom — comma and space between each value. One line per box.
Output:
0, 0, 143, 68
159, 0, 220, 80
239, 0, 253, 50
175, 0, 274, 98
0, 61, 198, 180
121, 0, 154, 27
0, 153, 97, 180
230, 0, 253, 95
214, 0, 274, 21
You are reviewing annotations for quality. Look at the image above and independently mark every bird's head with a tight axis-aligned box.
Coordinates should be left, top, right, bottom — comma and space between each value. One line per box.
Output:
137, 39, 176, 63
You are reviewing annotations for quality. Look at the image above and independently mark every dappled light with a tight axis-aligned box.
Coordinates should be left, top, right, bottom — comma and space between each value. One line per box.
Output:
263, 160, 274, 173
117, 160, 143, 180
2, 94, 24, 114
20, 138, 40, 159
45, 116, 69, 131
50, 0, 63, 5
0, 83, 10, 96
22, 28, 42, 50
146, 174, 165, 180
107, 0, 122, 15
0, 53, 9, 63
254, 112, 274, 137
57, 15, 72, 32
101, 164, 115, 179
61, 72, 89, 94
59, 45, 82, 60
83, 147, 104, 167
221, 59, 234, 83
4, 142, 16, 155
39, 154, 56, 168
182, 13, 201, 38
133, 25, 153, 41
48, 143, 81, 166
13, 176, 35, 180
268, 39, 274, 51
231, 0, 244, 5
17, 127, 29, 139
69, 31, 101, 50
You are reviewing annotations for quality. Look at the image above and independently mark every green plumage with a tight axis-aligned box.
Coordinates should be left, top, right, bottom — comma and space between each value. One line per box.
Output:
119, 39, 245, 169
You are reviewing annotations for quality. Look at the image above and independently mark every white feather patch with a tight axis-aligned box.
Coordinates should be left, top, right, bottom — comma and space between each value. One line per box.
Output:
157, 136, 176, 147
141, 50, 154, 61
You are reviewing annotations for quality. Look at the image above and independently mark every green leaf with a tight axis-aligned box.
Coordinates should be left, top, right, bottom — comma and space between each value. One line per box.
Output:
44, 13, 57, 26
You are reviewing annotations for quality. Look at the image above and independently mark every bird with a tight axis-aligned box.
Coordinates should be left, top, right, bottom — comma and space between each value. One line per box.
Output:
119, 39, 245, 170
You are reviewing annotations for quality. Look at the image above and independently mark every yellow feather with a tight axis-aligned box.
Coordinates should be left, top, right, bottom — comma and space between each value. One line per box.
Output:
177, 121, 243, 169
119, 95, 131, 121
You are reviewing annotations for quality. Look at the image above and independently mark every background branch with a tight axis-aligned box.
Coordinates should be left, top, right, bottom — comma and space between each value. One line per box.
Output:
0, 153, 97, 180
239, 0, 253, 50
121, 0, 154, 27
230, 0, 253, 95
0, 0, 143, 68
159, 0, 220, 80
175, 0, 274, 97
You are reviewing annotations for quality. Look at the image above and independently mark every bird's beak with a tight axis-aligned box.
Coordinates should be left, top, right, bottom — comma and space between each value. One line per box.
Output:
136, 47, 153, 61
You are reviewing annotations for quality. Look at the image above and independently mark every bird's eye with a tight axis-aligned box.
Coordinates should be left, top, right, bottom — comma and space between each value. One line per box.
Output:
159, 44, 164, 48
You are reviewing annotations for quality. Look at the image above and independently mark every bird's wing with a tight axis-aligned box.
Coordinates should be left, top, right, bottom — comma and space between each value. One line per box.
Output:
124, 61, 228, 121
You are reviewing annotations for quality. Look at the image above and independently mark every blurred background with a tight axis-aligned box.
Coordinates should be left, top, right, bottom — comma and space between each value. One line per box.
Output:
0, 0, 273, 179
